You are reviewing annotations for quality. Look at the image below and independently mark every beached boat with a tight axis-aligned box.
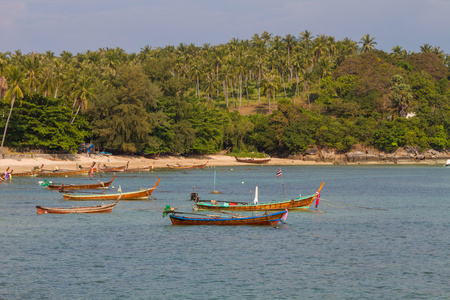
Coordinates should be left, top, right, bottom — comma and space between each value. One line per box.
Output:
163, 207, 288, 226
167, 161, 208, 169
39, 162, 97, 177
124, 162, 154, 172
62, 178, 160, 200
445, 159, 450, 167
99, 161, 129, 172
194, 182, 324, 211
9, 164, 43, 177
235, 157, 271, 164
1, 167, 10, 179
39, 168, 91, 176
1, 168, 13, 181
36, 198, 120, 214
143, 152, 160, 159
47, 175, 116, 191
124, 167, 153, 172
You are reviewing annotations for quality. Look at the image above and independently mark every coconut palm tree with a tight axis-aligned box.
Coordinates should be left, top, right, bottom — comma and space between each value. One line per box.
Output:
419, 43, 432, 53
1, 65, 27, 153
70, 75, 95, 123
359, 34, 377, 53
299, 30, 314, 51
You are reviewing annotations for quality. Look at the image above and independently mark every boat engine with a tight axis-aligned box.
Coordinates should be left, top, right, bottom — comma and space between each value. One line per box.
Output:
190, 192, 199, 202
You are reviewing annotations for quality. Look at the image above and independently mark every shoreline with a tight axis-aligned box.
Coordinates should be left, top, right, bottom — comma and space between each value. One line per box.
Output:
0, 153, 447, 173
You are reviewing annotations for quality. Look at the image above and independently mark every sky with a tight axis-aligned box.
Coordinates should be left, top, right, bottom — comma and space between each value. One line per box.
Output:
1, 0, 450, 55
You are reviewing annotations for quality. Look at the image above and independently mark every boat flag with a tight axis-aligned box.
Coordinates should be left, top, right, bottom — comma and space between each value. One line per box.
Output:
276, 169, 282, 177
277, 168, 286, 200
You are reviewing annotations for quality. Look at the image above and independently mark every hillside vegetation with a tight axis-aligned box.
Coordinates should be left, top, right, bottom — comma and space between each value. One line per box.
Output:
0, 32, 449, 156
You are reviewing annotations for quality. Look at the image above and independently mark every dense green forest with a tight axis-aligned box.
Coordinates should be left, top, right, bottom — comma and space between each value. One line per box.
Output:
1, 32, 449, 156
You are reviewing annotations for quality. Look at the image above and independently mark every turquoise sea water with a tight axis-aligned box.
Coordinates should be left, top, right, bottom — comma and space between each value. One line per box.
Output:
0, 165, 449, 299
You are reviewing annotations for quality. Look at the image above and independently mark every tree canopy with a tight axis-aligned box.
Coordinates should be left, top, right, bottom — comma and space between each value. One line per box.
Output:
0, 32, 449, 154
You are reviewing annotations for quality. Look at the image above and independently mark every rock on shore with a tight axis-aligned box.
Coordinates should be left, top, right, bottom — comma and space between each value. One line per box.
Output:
290, 146, 450, 164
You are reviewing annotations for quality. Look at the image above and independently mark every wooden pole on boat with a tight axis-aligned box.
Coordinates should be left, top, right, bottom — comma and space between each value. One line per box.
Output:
277, 167, 285, 201
211, 170, 221, 194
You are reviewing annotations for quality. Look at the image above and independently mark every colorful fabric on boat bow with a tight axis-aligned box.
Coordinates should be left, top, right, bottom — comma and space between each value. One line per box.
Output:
315, 191, 320, 208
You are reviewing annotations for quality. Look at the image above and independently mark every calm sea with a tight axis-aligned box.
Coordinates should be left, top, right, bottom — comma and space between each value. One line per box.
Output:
0, 165, 449, 299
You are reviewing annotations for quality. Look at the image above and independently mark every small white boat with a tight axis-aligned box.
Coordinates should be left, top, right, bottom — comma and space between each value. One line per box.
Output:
445, 159, 450, 167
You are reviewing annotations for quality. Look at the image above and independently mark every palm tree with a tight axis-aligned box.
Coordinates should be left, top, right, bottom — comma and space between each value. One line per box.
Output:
316, 57, 333, 85
419, 43, 432, 53
432, 46, 445, 60
301, 66, 315, 107
359, 34, 377, 53
38, 66, 54, 97
299, 30, 314, 51
1, 65, 27, 153
390, 45, 405, 60
70, 75, 95, 123
337, 37, 359, 57
390, 75, 413, 118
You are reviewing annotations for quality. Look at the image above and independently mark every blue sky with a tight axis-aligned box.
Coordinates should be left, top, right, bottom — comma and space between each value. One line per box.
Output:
1, 0, 449, 55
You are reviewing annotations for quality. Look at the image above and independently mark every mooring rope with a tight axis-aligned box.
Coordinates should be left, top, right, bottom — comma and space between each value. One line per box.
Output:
322, 202, 351, 209
321, 198, 388, 211
120, 204, 193, 212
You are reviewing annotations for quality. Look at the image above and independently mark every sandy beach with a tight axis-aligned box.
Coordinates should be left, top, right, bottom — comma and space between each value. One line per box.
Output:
0, 152, 446, 174
0, 153, 322, 173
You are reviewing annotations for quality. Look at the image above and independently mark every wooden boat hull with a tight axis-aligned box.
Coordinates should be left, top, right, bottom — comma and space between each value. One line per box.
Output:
36, 199, 119, 214
4, 164, 43, 177
10, 171, 39, 177
123, 166, 153, 172
169, 210, 288, 225
99, 166, 127, 172
39, 170, 91, 176
47, 175, 116, 191
39, 163, 97, 176
196, 182, 324, 211
99, 161, 129, 172
143, 152, 160, 159
62, 178, 160, 200
235, 157, 271, 164
167, 161, 208, 169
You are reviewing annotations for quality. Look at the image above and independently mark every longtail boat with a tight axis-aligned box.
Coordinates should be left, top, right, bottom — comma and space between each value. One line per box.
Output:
124, 162, 154, 172
39, 162, 97, 177
235, 157, 271, 164
143, 152, 160, 159
47, 175, 116, 191
99, 161, 129, 172
124, 167, 152, 172
194, 182, 324, 211
36, 198, 120, 214
62, 178, 160, 200
9, 164, 44, 177
1, 167, 10, 179
167, 161, 208, 169
1, 169, 13, 181
163, 207, 288, 226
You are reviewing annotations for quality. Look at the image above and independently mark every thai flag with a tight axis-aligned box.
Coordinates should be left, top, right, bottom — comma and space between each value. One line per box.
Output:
276, 169, 282, 177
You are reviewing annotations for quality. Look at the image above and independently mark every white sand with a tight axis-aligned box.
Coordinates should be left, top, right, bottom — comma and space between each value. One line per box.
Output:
0, 153, 445, 174
0, 153, 329, 173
